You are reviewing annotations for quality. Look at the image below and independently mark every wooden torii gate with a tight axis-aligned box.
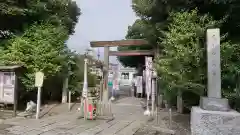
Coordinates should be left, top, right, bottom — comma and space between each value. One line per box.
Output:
90, 39, 153, 103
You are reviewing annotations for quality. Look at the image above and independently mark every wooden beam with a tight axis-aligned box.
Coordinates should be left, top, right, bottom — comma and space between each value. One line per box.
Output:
90, 39, 148, 47
109, 50, 153, 56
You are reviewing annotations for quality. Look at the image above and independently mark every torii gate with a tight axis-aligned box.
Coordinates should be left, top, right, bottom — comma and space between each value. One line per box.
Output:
90, 39, 154, 103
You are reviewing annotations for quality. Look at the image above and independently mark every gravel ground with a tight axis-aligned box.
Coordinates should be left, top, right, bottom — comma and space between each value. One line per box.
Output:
133, 99, 191, 135
134, 126, 163, 135
134, 113, 191, 135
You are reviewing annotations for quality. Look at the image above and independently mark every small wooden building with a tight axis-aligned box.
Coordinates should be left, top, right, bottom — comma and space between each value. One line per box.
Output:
0, 65, 22, 116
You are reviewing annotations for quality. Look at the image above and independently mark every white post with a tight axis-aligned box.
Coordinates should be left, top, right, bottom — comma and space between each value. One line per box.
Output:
82, 58, 88, 120
82, 58, 88, 98
68, 91, 71, 111
36, 86, 41, 119
35, 71, 44, 120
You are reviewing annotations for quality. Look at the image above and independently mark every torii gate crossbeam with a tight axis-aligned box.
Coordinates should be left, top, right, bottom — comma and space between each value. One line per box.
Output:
90, 39, 151, 103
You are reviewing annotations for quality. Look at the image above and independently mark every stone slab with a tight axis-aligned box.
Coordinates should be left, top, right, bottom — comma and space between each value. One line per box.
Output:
78, 120, 117, 135
191, 106, 240, 135
23, 129, 44, 135
200, 97, 230, 111
65, 121, 101, 135
115, 120, 144, 135
97, 120, 132, 135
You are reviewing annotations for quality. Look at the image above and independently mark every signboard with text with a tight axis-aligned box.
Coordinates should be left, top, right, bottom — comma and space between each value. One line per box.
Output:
35, 72, 44, 87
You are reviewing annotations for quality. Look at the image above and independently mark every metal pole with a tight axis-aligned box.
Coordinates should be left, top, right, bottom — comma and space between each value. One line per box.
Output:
36, 86, 41, 119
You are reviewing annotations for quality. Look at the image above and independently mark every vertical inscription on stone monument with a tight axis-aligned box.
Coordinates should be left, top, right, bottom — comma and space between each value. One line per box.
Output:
207, 28, 221, 98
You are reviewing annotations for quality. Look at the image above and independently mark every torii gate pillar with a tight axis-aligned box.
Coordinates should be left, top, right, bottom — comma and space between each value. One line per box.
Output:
103, 46, 109, 103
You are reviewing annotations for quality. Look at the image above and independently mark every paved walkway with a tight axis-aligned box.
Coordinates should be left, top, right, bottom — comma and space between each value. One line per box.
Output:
0, 97, 149, 135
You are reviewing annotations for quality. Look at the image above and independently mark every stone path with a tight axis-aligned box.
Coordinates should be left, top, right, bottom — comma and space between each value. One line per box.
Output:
0, 97, 149, 135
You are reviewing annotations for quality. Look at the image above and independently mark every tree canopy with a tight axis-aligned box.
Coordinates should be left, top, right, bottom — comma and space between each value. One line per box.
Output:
0, 0, 81, 97
118, 0, 240, 110
0, 23, 69, 90
0, 0, 80, 48
118, 0, 240, 68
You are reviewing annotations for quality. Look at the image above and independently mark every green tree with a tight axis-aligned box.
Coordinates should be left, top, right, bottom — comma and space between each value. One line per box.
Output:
0, 23, 69, 90
119, 0, 240, 68
0, 0, 80, 48
155, 10, 219, 105
118, 19, 153, 67
156, 9, 240, 109
68, 53, 99, 94
0, 0, 81, 103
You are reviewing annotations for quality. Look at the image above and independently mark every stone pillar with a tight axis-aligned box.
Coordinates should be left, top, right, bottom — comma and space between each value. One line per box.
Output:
177, 90, 183, 113
158, 94, 163, 108
199, 28, 229, 111
156, 79, 163, 108
61, 76, 68, 103
102, 46, 109, 103
191, 28, 240, 135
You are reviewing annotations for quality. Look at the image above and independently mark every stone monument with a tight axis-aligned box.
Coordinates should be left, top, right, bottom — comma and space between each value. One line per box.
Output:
191, 28, 240, 135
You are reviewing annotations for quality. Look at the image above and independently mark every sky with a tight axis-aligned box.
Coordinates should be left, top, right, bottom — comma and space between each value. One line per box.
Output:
67, 0, 137, 64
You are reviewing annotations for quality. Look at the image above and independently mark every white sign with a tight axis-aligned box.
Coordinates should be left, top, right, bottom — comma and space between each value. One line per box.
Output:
35, 72, 44, 87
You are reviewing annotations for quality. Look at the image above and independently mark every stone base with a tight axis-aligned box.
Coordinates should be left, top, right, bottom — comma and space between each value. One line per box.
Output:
200, 97, 230, 111
191, 107, 240, 135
